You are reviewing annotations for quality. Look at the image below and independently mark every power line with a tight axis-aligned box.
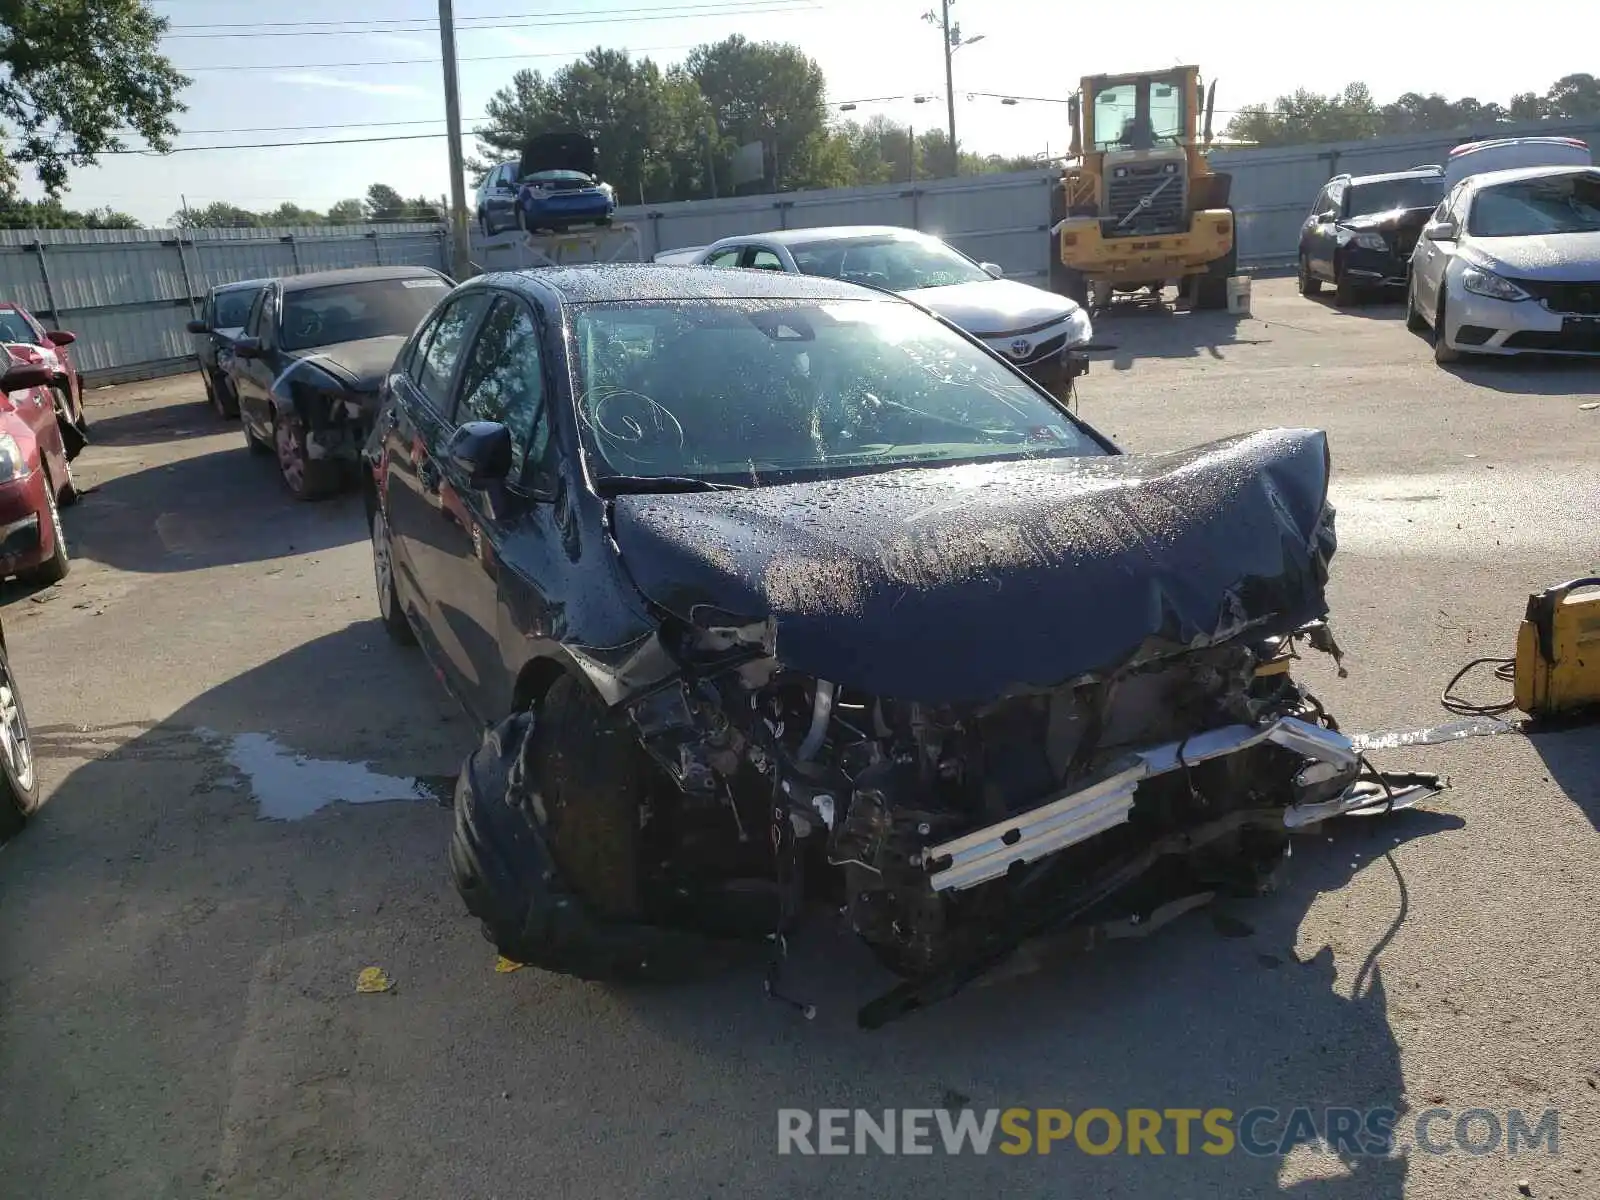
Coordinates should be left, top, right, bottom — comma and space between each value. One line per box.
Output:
176, 41, 699, 71
162, 0, 815, 36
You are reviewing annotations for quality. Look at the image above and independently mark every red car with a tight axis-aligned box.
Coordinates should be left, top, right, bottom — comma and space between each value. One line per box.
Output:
0, 355, 78, 585
0, 301, 89, 460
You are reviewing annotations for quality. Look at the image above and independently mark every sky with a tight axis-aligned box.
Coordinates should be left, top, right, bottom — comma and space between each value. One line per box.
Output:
19, 0, 1595, 225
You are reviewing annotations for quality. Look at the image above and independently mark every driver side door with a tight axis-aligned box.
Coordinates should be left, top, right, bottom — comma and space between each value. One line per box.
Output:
1413, 184, 1465, 316
235, 286, 280, 445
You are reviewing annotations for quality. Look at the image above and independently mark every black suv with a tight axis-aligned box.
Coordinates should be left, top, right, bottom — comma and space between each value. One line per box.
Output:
1297, 167, 1445, 304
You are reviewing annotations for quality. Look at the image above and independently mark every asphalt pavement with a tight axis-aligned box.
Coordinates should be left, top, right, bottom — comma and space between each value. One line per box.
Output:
1, 278, 1597, 1199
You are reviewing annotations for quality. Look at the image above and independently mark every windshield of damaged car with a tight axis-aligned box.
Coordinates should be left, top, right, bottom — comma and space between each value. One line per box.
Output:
279, 277, 449, 351
790, 236, 991, 290
571, 299, 1107, 486
1345, 177, 1444, 217
1467, 172, 1600, 237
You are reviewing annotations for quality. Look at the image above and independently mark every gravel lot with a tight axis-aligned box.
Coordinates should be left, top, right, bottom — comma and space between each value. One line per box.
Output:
2, 278, 1598, 1199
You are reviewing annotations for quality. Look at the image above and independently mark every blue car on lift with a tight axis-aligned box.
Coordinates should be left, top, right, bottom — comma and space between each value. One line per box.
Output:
515, 132, 616, 234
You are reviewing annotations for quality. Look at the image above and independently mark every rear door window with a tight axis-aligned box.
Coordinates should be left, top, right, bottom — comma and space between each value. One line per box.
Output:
745, 248, 786, 271
704, 247, 742, 268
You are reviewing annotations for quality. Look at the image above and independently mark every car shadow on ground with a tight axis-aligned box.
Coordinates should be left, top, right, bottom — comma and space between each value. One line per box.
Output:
60, 442, 364, 573
82, 398, 229, 448
0, 619, 1469, 1198
1438, 354, 1600, 396
1300, 292, 1409, 323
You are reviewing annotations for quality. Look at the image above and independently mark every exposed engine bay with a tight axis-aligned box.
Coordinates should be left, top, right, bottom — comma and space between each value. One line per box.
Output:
448, 428, 1446, 1028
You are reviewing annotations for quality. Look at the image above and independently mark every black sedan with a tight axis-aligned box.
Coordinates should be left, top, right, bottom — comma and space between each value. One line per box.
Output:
229, 265, 452, 499
186, 278, 269, 419
1297, 167, 1445, 304
365, 264, 1426, 1025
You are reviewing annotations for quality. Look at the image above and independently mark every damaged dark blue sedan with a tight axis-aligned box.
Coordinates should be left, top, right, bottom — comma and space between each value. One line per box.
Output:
362, 265, 1438, 1027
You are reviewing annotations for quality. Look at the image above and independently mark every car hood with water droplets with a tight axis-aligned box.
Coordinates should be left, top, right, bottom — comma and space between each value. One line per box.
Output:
610, 429, 1337, 704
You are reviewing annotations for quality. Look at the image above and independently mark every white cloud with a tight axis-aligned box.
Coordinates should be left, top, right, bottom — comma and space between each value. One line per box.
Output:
272, 72, 425, 97
371, 32, 431, 54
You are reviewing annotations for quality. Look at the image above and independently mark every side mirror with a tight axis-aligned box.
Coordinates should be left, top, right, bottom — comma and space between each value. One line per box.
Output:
46, 329, 76, 347
1316, 210, 1336, 225
233, 336, 263, 359
980, 262, 1005, 278
1422, 220, 1458, 242
186, 319, 209, 335
1, 362, 53, 393
447, 420, 513, 488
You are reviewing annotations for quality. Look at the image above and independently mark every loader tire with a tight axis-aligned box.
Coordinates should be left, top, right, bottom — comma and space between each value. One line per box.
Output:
1193, 236, 1237, 311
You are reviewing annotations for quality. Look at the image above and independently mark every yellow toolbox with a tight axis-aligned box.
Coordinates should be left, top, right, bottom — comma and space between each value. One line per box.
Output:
1514, 577, 1600, 718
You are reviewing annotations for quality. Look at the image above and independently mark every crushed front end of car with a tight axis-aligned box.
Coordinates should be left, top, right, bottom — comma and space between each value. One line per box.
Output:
450, 427, 1444, 1026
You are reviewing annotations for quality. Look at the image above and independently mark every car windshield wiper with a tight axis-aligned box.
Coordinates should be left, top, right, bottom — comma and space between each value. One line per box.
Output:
596, 475, 747, 494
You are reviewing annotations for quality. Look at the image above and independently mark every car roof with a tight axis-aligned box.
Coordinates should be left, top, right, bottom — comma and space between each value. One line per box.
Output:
711, 225, 932, 249
1344, 167, 1445, 186
279, 265, 446, 293
212, 277, 272, 295
484, 264, 893, 304
1461, 163, 1599, 190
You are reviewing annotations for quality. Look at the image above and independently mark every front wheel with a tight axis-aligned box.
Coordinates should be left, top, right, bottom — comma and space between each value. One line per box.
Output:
210, 370, 240, 419
370, 503, 417, 646
1433, 294, 1462, 364
1297, 253, 1323, 296
274, 412, 342, 501
1406, 276, 1429, 333
20, 472, 69, 586
0, 640, 40, 842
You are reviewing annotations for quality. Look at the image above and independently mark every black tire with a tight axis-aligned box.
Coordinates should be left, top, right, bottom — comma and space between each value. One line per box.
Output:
1333, 259, 1360, 306
1297, 253, 1323, 296
527, 675, 645, 920
210, 370, 240, 419
243, 412, 272, 456
1193, 225, 1237, 311
50, 386, 88, 462
0, 639, 40, 842
20, 472, 69, 586
369, 502, 416, 646
56, 458, 80, 508
1058, 266, 1089, 307
478, 210, 491, 237
273, 411, 342, 501
1433, 294, 1462, 364
1406, 277, 1428, 333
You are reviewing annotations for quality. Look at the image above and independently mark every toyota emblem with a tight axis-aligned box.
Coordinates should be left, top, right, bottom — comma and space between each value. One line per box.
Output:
1009, 337, 1032, 358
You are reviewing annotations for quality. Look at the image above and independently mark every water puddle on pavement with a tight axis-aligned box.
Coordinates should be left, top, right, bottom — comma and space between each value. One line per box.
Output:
197, 728, 438, 820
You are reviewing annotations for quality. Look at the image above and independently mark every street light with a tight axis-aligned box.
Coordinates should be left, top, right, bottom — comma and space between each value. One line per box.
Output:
923, 1, 984, 176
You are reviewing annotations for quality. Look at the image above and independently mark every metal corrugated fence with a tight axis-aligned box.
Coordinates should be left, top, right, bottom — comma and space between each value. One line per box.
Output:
0, 223, 447, 382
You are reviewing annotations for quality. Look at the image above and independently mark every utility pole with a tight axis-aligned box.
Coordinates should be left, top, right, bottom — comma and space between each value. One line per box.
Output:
940, 0, 956, 175
924, 1, 984, 177
438, 0, 472, 280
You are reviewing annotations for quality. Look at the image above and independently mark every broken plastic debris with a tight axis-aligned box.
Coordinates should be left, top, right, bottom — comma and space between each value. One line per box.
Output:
355, 966, 394, 993
494, 956, 526, 973
1579, 402, 1598, 412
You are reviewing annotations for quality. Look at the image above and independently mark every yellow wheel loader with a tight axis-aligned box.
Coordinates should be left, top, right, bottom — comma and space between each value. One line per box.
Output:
1050, 66, 1237, 311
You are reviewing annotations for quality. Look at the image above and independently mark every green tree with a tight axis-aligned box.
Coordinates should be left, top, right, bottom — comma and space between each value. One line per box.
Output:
685, 36, 829, 191
325, 199, 367, 225
265, 202, 325, 226
365, 183, 408, 221
1544, 73, 1600, 119
1, 0, 188, 196
475, 48, 715, 204
173, 201, 261, 229
1225, 83, 1383, 147
0, 197, 140, 229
